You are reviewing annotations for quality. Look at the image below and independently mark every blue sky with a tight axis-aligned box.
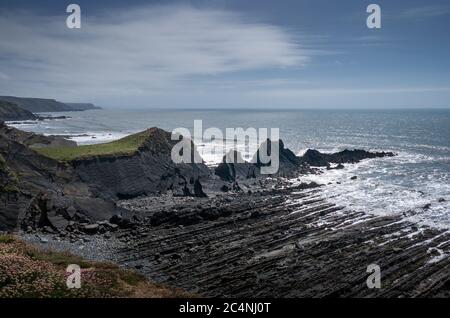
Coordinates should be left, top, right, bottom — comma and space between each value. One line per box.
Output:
0, 0, 449, 108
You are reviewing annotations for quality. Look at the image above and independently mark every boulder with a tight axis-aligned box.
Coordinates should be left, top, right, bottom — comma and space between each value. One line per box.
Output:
81, 223, 99, 234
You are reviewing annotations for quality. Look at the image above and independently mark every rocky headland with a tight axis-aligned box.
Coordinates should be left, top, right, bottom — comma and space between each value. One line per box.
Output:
0, 96, 101, 123
0, 96, 101, 113
0, 100, 37, 121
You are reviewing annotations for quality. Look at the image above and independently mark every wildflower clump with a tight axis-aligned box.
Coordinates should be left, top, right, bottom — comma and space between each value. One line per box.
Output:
0, 235, 188, 298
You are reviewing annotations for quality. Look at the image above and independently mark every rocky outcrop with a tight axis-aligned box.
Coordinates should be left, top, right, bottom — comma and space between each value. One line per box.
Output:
253, 139, 309, 177
214, 139, 313, 182
0, 96, 74, 112
72, 128, 211, 200
0, 132, 126, 233
0, 96, 100, 113
0, 126, 213, 232
214, 150, 259, 182
300, 149, 395, 167
0, 100, 37, 121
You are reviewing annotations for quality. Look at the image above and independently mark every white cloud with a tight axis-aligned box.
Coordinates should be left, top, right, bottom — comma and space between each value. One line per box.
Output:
246, 86, 450, 98
400, 5, 450, 19
0, 5, 307, 100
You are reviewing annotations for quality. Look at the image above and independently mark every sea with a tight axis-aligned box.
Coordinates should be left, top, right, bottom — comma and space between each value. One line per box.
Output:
7, 108, 450, 229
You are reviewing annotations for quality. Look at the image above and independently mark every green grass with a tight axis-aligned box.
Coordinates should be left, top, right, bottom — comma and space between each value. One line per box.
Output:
33, 130, 154, 162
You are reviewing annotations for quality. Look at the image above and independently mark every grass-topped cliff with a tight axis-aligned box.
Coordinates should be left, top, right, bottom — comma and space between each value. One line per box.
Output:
34, 129, 159, 161
0, 234, 188, 298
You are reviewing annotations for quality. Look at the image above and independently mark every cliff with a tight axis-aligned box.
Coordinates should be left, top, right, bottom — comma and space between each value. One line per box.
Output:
64, 103, 102, 111
30, 127, 210, 200
0, 96, 73, 112
0, 131, 128, 233
0, 100, 37, 121
69, 128, 211, 200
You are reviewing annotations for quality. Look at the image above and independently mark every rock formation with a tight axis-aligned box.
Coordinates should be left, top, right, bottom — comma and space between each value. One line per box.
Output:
215, 140, 393, 182
64, 103, 102, 111
72, 128, 211, 200
300, 149, 395, 167
0, 100, 36, 121
0, 130, 127, 233
0, 96, 101, 113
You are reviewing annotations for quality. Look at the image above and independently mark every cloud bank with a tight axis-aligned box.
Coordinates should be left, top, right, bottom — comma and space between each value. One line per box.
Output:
0, 5, 307, 101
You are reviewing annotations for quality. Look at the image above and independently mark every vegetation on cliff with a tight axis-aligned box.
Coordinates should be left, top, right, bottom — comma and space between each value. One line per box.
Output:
0, 154, 19, 194
34, 129, 156, 161
0, 234, 188, 298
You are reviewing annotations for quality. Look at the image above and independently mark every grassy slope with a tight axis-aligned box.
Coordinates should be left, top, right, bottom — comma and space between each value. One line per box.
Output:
0, 235, 189, 298
34, 130, 153, 162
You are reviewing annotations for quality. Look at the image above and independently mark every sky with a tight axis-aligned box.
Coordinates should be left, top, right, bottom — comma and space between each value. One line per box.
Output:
0, 0, 449, 109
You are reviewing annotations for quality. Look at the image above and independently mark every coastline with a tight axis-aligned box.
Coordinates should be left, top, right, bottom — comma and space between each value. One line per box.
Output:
22, 180, 450, 298
2, 119, 449, 298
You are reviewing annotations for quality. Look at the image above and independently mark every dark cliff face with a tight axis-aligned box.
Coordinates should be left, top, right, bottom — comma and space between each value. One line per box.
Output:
215, 139, 308, 181
64, 103, 102, 111
0, 96, 73, 112
72, 128, 211, 200
0, 101, 37, 121
0, 133, 125, 232
0, 96, 102, 113
215, 150, 259, 182
254, 139, 305, 177
0, 127, 211, 232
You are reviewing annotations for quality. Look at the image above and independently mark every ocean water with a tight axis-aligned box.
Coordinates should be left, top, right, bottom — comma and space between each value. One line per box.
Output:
8, 109, 450, 228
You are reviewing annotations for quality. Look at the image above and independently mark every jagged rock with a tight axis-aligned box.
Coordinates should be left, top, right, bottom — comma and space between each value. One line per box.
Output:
0, 100, 36, 121
300, 149, 394, 167
300, 149, 330, 167
66, 206, 77, 219
81, 223, 99, 234
47, 214, 70, 231
109, 214, 135, 229
216, 140, 305, 181
254, 139, 303, 178
215, 150, 257, 182
74, 128, 210, 200
194, 179, 207, 197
